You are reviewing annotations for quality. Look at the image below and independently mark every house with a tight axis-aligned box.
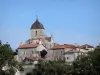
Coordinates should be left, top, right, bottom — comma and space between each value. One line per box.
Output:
17, 43, 47, 62
46, 44, 76, 61
64, 49, 83, 63
64, 44, 94, 63
47, 44, 94, 63
79, 44, 94, 52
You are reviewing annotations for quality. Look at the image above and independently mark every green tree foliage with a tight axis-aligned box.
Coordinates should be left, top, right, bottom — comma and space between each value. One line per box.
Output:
73, 47, 100, 75
0, 40, 2, 46
26, 60, 72, 75
0, 41, 19, 75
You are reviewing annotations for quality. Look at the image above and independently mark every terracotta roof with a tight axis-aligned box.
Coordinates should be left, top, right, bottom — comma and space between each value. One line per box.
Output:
45, 37, 51, 42
31, 19, 44, 29
79, 44, 94, 49
52, 44, 76, 50
18, 44, 39, 49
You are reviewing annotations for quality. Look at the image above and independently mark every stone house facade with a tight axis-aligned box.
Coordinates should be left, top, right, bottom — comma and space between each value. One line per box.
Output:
17, 43, 47, 62
46, 49, 65, 61
47, 44, 94, 63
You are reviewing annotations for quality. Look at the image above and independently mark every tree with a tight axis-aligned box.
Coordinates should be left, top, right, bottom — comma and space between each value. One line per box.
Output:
73, 47, 100, 75
0, 41, 19, 75
0, 40, 2, 46
26, 60, 72, 75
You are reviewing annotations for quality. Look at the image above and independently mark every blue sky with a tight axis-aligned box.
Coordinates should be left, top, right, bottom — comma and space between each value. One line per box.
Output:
0, 0, 100, 49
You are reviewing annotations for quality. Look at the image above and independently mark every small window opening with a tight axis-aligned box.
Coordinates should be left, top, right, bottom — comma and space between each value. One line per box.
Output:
67, 57, 70, 60
36, 31, 37, 36
32, 51, 34, 54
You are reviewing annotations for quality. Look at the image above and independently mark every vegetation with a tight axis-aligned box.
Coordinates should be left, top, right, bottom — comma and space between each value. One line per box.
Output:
73, 47, 100, 75
0, 41, 19, 75
26, 60, 72, 75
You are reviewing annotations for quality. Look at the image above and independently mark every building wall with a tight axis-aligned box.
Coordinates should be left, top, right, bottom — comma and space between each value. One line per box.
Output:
45, 41, 51, 49
18, 45, 47, 62
64, 52, 81, 63
37, 45, 47, 51
86, 48, 94, 51
65, 48, 74, 52
31, 29, 45, 38
46, 49, 64, 61
18, 48, 38, 62
64, 53, 75, 63
64, 47, 94, 63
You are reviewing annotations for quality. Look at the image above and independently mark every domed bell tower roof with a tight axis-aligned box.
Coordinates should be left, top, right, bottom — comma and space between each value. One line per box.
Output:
31, 18, 45, 29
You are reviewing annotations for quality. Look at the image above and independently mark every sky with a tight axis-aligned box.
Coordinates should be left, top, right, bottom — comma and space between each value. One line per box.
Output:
0, 0, 100, 49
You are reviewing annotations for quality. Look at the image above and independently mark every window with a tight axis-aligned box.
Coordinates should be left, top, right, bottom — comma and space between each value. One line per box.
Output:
32, 51, 34, 54
67, 57, 70, 60
36, 31, 37, 36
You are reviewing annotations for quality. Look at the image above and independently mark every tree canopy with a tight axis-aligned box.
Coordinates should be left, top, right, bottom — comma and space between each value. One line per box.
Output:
73, 47, 100, 75
0, 41, 19, 75
26, 60, 72, 75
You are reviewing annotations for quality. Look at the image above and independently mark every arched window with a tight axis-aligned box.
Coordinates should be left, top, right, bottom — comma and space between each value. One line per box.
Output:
36, 31, 37, 36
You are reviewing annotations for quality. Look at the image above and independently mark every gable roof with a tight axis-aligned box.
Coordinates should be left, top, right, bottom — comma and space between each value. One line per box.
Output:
18, 44, 40, 49
79, 44, 94, 49
31, 19, 44, 29
51, 44, 94, 50
52, 44, 76, 50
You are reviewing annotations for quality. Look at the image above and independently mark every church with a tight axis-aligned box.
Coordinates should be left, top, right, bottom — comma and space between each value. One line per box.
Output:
16, 18, 55, 62
15, 18, 94, 63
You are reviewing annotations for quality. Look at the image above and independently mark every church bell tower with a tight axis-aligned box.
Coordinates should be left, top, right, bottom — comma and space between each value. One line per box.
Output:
30, 18, 45, 39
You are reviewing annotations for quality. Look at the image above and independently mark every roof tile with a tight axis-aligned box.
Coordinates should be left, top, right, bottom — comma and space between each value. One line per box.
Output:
52, 44, 76, 49
18, 44, 39, 49
31, 19, 44, 29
